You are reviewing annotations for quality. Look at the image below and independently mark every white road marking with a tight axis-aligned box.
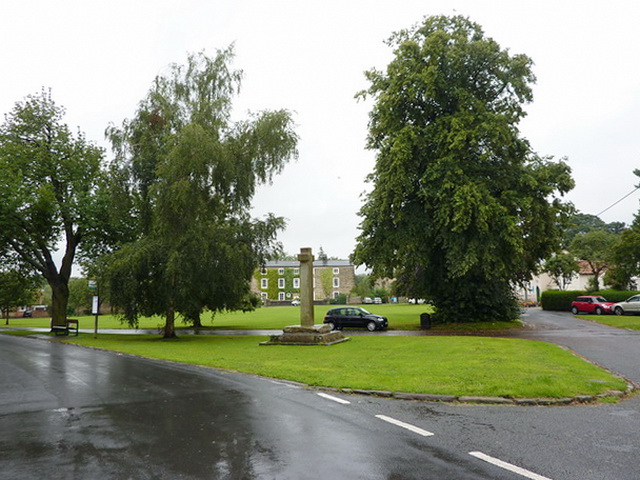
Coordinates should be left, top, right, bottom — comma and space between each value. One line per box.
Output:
317, 392, 351, 404
375, 414, 434, 437
469, 451, 553, 480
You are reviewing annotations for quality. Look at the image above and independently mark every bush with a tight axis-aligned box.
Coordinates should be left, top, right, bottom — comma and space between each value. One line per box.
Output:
540, 290, 584, 311
598, 290, 637, 303
329, 293, 348, 305
541, 289, 638, 311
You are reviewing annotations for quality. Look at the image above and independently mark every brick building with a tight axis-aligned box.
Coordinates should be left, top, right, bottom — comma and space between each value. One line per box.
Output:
251, 259, 356, 303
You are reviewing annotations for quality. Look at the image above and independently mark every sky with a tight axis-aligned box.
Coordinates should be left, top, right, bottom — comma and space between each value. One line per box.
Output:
1, 0, 639, 265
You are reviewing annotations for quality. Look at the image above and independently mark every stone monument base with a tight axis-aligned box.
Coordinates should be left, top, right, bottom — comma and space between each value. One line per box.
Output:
260, 324, 349, 346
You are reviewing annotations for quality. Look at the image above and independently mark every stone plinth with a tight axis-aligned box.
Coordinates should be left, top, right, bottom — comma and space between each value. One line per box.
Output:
260, 324, 349, 346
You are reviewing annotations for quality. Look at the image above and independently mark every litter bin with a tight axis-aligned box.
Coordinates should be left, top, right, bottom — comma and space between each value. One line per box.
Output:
420, 313, 431, 330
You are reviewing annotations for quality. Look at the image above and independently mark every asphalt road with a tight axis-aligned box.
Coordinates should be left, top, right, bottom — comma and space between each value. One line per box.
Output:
1, 310, 640, 479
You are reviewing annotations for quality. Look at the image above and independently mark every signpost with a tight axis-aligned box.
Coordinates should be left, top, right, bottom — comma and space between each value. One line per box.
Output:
89, 280, 98, 338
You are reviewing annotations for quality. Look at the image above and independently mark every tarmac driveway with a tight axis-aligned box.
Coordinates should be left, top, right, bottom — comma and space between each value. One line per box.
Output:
503, 308, 640, 386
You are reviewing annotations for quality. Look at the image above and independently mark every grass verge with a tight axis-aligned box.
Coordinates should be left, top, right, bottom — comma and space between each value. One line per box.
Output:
576, 314, 640, 330
59, 333, 626, 398
2, 304, 521, 332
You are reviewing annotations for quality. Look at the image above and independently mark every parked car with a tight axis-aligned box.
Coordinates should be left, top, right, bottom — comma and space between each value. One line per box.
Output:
373, 297, 382, 304
291, 299, 300, 306
22, 309, 32, 318
570, 296, 615, 315
323, 306, 388, 331
613, 295, 640, 316
363, 297, 373, 304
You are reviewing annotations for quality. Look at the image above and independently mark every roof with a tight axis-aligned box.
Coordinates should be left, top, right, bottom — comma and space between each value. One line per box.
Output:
264, 259, 352, 268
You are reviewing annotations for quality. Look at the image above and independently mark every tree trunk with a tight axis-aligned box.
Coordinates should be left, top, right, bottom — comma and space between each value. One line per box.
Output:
163, 307, 177, 339
50, 279, 70, 328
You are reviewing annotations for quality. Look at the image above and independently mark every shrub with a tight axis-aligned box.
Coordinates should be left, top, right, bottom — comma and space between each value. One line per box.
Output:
598, 290, 637, 303
540, 290, 584, 311
541, 289, 638, 311
329, 293, 348, 305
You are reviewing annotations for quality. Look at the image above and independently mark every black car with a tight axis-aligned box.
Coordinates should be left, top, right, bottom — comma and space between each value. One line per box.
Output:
323, 306, 388, 331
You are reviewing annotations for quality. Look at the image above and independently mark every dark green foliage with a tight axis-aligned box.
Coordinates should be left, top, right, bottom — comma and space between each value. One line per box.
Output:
540, 290, 583, 311
0, 268, 41, 324
0, 90, 105, 326
351, 274, 373, 299
543, 253, 579, 290
569, 230, 618, 292
330, 293, 348, 305
353, 15, 573, 323
67, 277, 92, 315
102, 49, 298, 337
541, 289, 637, 311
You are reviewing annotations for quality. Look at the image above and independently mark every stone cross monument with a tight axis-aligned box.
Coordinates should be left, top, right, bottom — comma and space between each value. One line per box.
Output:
298, 247, 314, 328
260, 247, 348, 346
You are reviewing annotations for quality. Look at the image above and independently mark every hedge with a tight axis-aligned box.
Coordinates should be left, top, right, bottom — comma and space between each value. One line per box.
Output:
540, 289, 638, 311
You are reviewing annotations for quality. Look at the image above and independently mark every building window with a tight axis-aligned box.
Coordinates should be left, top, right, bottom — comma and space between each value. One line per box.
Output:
260, 292, 267, 299
293, 277, 300, 289
278, 268, 284, 275
260, 267, 267, 275
278, 278, 285, 289
333, 268, 339, 274
294, 268, 299, 275
333, 291, 340, 299
332, 277, 340, 288
279, 292, 285, 301
261, 278, 268, 289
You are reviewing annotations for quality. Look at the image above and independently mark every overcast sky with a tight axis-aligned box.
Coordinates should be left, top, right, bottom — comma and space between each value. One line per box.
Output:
2, 0, 639, 264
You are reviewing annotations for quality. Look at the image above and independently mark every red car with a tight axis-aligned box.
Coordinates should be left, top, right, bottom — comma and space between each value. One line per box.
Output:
570, 296, 615, 315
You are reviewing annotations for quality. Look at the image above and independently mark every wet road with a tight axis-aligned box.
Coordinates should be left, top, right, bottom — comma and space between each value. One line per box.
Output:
0, 334, 529, 479
509, 309, 640, 385
2, 311, 640, 479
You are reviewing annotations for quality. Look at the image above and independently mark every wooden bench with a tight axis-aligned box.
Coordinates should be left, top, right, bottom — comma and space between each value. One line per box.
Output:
51, 319, 79, 336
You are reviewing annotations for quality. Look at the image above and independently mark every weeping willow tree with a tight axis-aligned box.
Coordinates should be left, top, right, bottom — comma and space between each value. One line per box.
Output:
103, 48, 298, 337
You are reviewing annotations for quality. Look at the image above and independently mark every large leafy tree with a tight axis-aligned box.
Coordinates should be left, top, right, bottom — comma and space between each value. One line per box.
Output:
543, 253, 579, 290
0, 90, 104, 327
0, 268, 41, 325
353, 16, 574, 323
608, 170, 640, 288
562, 213, 625, 248
103, 49, 298, 338
569, 230, 618, 291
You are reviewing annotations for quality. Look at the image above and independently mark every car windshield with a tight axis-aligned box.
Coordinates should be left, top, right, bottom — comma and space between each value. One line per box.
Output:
594, 297, 607, 302
358, 308, 371, 315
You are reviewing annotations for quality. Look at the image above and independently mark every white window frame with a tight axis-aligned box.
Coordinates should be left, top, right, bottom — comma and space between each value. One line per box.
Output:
278, 278, 285, 289
260, 292, 268, 299
278, 268, 285, 275
333, 268, 339, 274
332, 277, 340, 288
294, 268, 299, 275
260, 267, 267, 275
278, 292, 285, 301
261, 278, 268, 289
293, 277, 300, 289
333, 291, 340, 299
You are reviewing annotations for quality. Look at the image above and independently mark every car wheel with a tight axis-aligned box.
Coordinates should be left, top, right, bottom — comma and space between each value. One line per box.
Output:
366, 321, 377, 332
327, 321, 336, 331
595, 307, 603, 315
571, 306, 579, 315
615, 307, 624, 316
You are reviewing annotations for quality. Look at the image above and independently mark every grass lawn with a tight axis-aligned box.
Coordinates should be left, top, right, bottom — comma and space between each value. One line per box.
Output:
57, 333, 627, 399
2, 303, 520, 331
576, 314, 640, 330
